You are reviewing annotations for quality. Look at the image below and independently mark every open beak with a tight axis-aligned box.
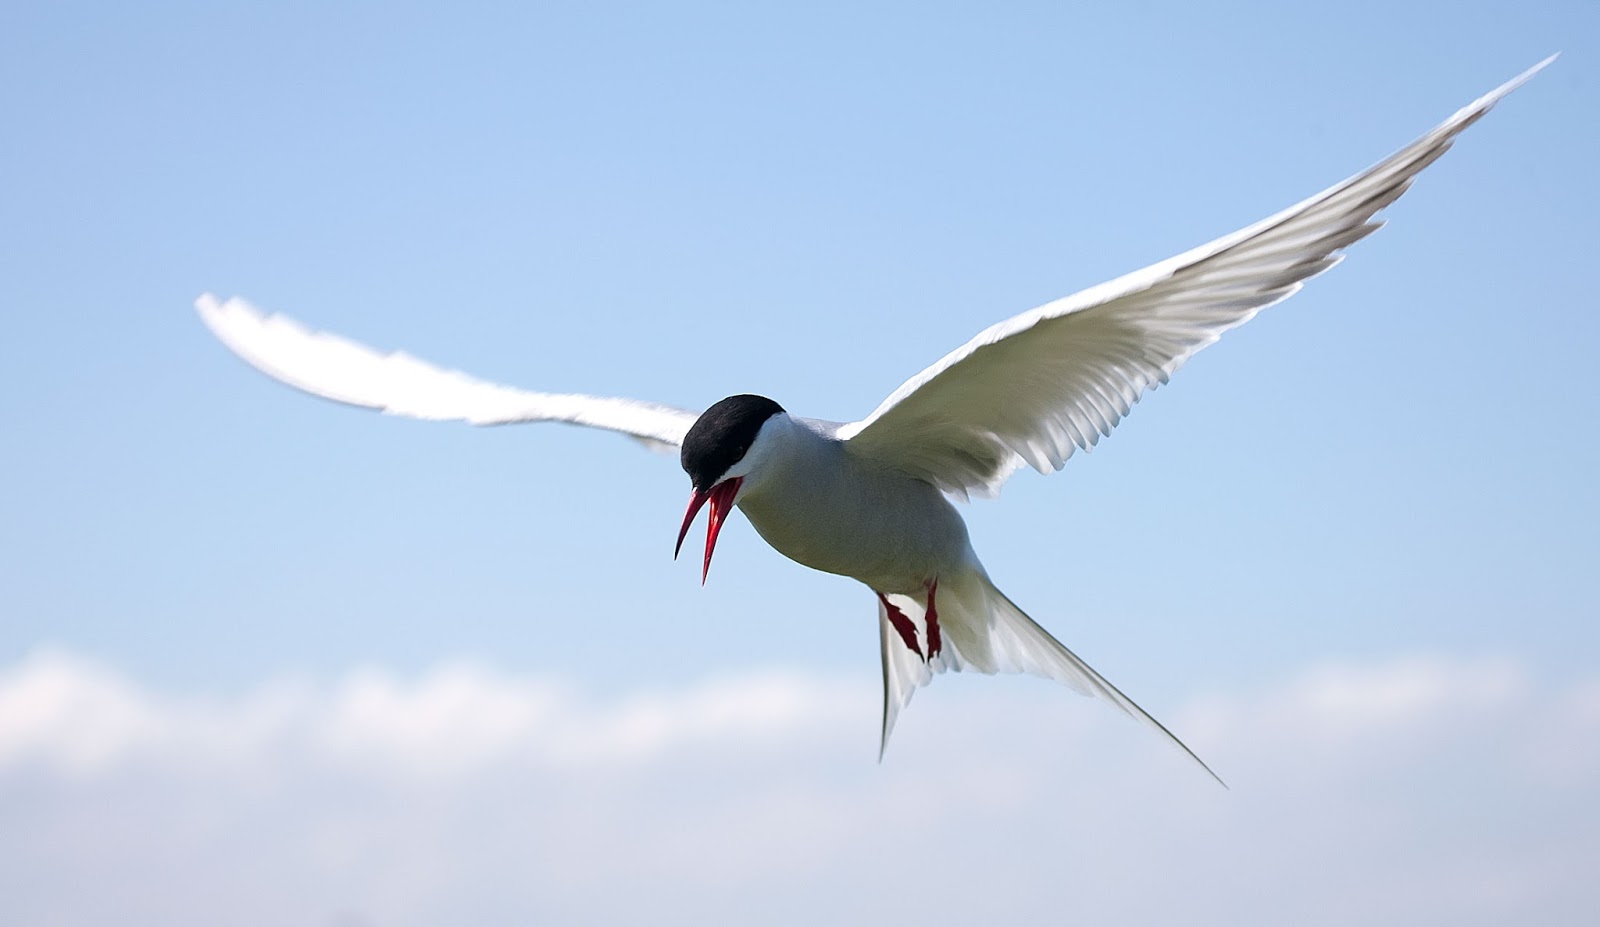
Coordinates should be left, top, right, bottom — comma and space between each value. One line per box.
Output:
674, 477, 744, 584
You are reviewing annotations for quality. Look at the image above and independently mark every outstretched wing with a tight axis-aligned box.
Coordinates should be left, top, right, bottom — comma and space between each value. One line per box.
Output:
197, 294, 701, 448
838, 56, 1553, 498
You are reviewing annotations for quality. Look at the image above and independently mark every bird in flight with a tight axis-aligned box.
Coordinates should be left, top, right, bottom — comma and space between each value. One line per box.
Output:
198, 57, 1552, 784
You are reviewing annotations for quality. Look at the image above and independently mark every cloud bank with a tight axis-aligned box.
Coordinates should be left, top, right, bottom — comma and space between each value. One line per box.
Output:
2, 651, 1597, 926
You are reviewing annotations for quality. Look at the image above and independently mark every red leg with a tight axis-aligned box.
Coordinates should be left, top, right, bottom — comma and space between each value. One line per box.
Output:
925, 579, 943, 659
876, 591, 923, 659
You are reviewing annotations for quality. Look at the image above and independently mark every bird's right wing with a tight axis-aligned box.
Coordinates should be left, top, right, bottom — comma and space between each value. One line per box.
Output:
197, 294, 701, 448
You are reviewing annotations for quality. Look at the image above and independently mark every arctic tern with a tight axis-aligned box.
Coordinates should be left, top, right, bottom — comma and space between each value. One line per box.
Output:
198, 57, 1553, 783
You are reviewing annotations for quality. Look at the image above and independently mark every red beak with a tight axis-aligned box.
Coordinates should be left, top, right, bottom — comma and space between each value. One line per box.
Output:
674, 477, 744, 584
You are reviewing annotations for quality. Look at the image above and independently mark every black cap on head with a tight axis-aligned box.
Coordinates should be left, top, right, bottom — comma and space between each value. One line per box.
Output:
680, 394, 784, 491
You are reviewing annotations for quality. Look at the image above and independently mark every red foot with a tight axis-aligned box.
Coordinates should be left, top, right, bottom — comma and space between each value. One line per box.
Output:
877, 592, 923, 659
925, 579, 942, 659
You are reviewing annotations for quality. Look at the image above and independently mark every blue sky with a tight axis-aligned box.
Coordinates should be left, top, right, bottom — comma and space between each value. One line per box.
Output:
2, 2, 1597, 924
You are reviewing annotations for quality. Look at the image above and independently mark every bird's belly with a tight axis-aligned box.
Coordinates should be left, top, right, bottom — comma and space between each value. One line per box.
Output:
737, 471, 969, 594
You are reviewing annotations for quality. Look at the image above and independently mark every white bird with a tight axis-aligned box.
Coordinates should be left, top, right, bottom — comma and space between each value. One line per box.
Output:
197, 58, 1552, 784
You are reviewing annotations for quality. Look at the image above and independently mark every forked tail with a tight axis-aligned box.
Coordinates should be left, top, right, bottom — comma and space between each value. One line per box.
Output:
875, 570, 1224, 786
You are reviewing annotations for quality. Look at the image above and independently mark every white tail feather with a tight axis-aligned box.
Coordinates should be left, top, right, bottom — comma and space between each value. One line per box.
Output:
876, 571, 1225, 786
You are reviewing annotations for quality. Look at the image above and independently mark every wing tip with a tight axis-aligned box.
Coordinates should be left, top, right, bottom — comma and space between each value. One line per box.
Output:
194, 291, 230, 330
1518, 52, 1560, 83
1467, 54, 1558, 115
193, 292, 270, 338
194, 291, 251, 317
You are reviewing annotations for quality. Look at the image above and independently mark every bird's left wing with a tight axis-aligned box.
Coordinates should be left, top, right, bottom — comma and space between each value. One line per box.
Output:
197, 294, 700, 448
836, 56, 1553, 498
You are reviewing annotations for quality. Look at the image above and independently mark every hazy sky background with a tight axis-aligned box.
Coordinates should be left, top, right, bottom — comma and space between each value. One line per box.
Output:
2, 2, 1596, 924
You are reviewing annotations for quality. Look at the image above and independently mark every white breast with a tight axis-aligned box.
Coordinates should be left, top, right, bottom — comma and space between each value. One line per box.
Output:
733, 416, 973, 593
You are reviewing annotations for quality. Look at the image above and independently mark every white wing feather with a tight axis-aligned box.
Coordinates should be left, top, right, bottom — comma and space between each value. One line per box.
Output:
196, 294, 700, 448
838, 56, 1554, 498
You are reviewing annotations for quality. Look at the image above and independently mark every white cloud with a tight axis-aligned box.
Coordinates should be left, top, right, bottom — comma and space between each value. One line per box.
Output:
0, 651, 866, 779
1, 650, 1597, 926
0, 650, 166, 776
